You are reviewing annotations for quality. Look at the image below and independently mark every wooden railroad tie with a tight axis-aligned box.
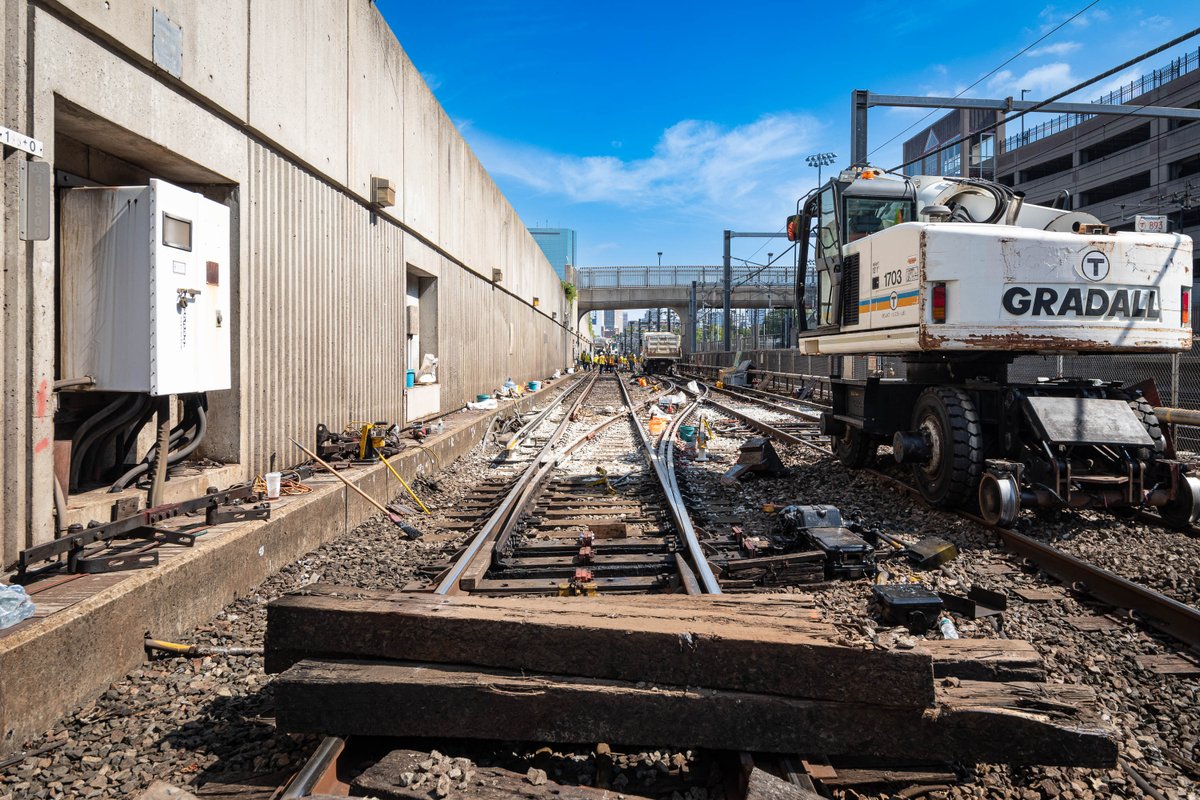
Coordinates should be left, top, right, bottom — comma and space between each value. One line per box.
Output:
265, 585, 1117, 767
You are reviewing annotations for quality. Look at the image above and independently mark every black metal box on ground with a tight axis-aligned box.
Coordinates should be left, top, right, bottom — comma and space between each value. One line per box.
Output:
872, 584, 943, 633
807, 527, 874, 579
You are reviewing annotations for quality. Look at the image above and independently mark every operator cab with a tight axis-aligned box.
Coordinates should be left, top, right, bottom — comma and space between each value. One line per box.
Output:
803, 170, 915, 330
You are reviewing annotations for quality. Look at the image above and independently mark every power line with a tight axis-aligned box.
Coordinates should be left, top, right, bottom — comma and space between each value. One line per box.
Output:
889, 27, 1200, 172
868, 0, 1100, 159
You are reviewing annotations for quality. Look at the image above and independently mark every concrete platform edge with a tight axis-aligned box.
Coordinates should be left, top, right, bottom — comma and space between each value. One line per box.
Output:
0, 391, 549, 753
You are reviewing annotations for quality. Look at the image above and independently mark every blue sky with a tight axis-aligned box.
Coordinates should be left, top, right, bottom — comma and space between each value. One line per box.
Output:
379, 0, 1197, 268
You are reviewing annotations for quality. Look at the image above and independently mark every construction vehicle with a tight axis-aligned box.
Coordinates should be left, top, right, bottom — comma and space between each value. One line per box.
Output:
786, 166, 1198, 527
642, 331, 683, 373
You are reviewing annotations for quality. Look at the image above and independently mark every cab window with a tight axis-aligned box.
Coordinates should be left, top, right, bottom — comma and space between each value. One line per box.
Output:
844, 198, 913, 242
818, 187, 839, 257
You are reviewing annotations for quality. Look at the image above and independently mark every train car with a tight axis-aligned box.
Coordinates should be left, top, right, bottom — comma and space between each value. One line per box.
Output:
787, 166, 1198, 526
642, 331, 682, 373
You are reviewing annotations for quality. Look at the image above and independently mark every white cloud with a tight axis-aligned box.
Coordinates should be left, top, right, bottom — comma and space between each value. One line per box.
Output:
1037, 5, 1108, 32
1140, 14, 1172, 29
470, 113, 821, 225
987, 62, 1078, 97
1025, 41, 1081, 58
420, 71, 442, 91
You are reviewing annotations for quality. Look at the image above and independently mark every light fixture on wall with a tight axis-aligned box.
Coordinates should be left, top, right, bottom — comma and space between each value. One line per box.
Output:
371, 176, 396, 208
532, 296, 540, 308
492, 268, 504, 282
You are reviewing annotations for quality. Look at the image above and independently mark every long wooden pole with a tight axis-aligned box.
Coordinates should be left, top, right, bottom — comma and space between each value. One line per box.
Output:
290, 439, 401, 526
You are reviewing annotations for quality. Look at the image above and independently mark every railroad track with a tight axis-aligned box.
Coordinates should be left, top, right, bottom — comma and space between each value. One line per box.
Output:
281, 372, 732, 796
679, 375, 1200, 652
431, 371, 719, 596
274, 369, 1173, 798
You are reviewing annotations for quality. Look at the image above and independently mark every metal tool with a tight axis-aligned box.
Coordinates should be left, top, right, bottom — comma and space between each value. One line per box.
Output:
291, 439, 403, 526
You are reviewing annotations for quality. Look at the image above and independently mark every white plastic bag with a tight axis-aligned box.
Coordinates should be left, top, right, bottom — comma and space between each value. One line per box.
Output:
0, 584, 35, 630
467, 398, 498, 411
416, 353, 438, 383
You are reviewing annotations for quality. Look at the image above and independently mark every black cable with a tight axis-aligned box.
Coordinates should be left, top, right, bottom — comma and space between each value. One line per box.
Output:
109, 394, 209, 492
889, 29, 1200, 172
868, 0, 1100, 159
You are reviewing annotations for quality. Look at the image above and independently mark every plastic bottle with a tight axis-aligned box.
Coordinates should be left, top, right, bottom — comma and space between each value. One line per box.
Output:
938, 614, 960, 640
0, 584, 35, 630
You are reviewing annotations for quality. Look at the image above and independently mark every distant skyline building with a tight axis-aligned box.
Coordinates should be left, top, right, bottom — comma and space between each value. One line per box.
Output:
603, 309, 615, 331
902, 108, 1003, 180
529, 228, 577, 280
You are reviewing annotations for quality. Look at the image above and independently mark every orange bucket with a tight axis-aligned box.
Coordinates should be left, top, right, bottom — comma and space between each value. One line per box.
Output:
647, 417, 667, 436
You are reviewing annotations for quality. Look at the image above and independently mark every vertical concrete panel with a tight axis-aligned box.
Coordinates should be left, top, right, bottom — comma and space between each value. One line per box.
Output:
248, 0, 348, 184
402, 55, 439, 242
347, 2, 405, 211
438, 110, 466, 259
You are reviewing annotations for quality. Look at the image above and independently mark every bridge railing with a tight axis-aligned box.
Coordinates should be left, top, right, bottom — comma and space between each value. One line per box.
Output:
578, 266, 793, 289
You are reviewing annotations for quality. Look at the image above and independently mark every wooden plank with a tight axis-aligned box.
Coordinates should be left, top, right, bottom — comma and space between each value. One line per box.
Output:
818, 766, 957, 789
745, 767, 825, 800
273, 660, 1117, 767
352, 749, 642, 800
917, 639, 1046, 682
1134, 654, 1200, 675
1013, 588, 1062, 603
265, 586, 932, 707
1064, 616, 1123, 632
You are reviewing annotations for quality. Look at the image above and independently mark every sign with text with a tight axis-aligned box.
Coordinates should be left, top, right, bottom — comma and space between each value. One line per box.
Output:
1135, 214, 1168, 234
0, 126, 43, 158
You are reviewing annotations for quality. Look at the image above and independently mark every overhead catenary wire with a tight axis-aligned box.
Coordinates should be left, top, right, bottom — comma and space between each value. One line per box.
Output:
868, 0, 1101, 159
888, 27, 1200, 173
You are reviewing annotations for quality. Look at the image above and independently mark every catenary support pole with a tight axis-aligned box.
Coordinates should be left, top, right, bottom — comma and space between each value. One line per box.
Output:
723, 231, 732, 351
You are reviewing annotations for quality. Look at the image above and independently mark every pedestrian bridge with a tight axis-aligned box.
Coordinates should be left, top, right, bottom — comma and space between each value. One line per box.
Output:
577, 266, 794, 314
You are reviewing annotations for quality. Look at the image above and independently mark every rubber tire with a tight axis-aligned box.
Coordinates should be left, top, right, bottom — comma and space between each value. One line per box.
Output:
1128, 397, 1165, 456
910, 387, 983, 508
832, 425, 876, 468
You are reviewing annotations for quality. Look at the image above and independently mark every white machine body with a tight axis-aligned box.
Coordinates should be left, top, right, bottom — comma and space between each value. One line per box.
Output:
60, 179, 231, 395
642, 331, 683, 360
802, 174, 1193, 355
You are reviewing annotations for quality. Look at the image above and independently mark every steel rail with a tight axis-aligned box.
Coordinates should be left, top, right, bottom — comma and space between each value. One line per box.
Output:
502, 372, 592, 453
434, 372, 597, 594
705, 381, 828, 416
281, 736, 344, 798
622, 378, 722, 595
678, 381, 829, 455
489, 394, 654, 560
682, 373, 1200, 650
864, 466, 1200, 650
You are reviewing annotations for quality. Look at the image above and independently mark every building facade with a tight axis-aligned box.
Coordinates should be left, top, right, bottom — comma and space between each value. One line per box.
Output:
994, 46, 1200, 274
530, 228, 577, 280
902, 108, 1004, 179
0, 0, 583, 569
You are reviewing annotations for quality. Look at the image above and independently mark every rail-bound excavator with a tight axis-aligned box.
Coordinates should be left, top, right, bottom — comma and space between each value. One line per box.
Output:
787, 166, 1198, 527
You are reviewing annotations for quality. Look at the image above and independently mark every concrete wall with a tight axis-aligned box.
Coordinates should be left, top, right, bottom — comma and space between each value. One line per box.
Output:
0, 0, 583, 568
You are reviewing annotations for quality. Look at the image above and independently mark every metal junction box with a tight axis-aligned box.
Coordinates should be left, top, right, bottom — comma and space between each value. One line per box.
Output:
60, 179, 231, 395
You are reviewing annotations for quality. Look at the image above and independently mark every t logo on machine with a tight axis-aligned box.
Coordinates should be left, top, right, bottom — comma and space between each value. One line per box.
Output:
1081, 250, 1110, 282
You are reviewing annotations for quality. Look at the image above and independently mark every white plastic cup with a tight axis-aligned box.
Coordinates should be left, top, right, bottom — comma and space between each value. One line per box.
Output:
265, 471, 282, 500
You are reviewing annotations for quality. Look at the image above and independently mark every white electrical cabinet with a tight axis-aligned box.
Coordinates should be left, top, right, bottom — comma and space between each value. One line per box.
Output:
60, 179, 231, 395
